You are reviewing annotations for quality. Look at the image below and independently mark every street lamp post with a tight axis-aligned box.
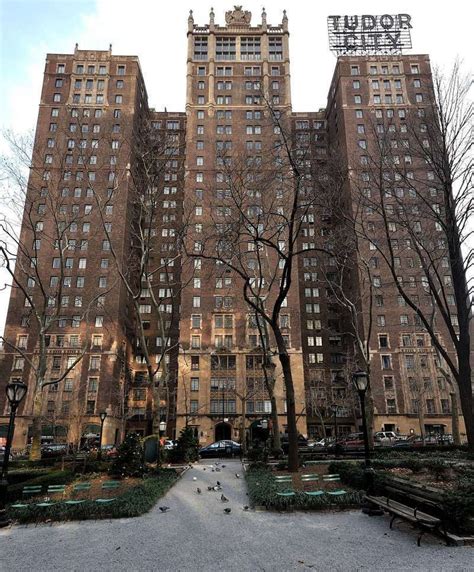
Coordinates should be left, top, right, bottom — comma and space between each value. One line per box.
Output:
98, 411, 107, 461
352, 371, 382, 517
330, 403, 339, 457
352, 371, 371, 469
0, 381, 28, 528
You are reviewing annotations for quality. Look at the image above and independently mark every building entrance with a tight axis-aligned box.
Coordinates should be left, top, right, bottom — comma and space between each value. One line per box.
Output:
215, 422, 231, 441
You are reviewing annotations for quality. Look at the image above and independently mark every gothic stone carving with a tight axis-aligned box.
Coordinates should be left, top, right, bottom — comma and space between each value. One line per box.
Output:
225, 6, 251, 25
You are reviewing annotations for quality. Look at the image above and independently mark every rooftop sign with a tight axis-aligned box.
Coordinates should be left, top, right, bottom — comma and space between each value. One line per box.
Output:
328, 14, 412, 55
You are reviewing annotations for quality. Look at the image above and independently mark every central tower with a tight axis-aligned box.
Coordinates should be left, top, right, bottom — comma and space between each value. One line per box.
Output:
176, 7, 306, 444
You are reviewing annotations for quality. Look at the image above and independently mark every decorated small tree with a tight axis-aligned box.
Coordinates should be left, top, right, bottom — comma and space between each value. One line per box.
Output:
110, 432, 146, 477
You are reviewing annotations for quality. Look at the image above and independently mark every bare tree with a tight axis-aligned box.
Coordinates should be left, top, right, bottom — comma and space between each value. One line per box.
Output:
0, 130, 114, 460
189, 107, 330, 471
92, 115, 191, 436
349, 62, 473, 449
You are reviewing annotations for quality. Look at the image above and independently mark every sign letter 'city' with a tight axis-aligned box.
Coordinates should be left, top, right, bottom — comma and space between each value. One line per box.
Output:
327, 14, 413, 55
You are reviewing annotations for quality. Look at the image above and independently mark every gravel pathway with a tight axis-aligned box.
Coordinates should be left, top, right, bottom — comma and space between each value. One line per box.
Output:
0, 459, 472, 571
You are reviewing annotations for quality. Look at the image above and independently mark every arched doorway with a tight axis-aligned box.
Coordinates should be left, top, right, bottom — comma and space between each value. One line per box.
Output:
215, 422, 231, 441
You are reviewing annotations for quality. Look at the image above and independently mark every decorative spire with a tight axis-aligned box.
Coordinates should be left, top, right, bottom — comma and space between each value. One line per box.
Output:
188, 9, 194, 32
262, 6, 267, 26
210, 6, 215, 25
282, 9, 288, 31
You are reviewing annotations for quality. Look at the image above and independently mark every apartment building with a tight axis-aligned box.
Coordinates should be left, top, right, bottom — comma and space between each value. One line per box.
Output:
0, 8, 463, 448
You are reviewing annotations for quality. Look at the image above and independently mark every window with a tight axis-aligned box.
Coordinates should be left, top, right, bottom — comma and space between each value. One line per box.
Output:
386, 399, 397, 414
384, 376, 394, 390
381, 355, 392, 370
350, 65, 359, 75
216, 37, 236, 60
117, 64, 125, 75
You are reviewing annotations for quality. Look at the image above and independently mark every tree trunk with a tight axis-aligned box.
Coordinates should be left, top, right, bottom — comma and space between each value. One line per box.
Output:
152, 384, 160, 435
365, 388, 375, 448
29, 392, 44, 461
275, 336, 299, 472
450, 391, 461, 446
269, 394, 281, 452
456, 361, 474, 450
240, 396, 247, 455
418, 402, 426, 445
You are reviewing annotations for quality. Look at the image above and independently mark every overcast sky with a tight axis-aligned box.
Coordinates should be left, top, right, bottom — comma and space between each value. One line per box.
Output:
0, 0, 473, 334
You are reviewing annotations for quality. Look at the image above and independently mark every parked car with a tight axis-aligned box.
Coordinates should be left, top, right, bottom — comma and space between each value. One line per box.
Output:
101, 445, 118, 458
280, 434, 308, 453
0, 446, 13, 462
199, 440, 241, 458
163, 440, 177, 450
40, 443, 69, 458
393, 434, 440, 448
340, 432, 365, 450
437, 433, 454, 445
374, 431, 398, 446
308, 437, 335, 449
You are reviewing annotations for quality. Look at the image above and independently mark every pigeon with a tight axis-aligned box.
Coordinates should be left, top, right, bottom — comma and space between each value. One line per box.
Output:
192, 477, 197, 481
221, 465, 226, 468
159, 506, 170, 513
203, 468, 206, 471
215, 462, 219, 465
216, 481, 221, 486
243, 506, 249, 511
216, 468, 221, 472
213, 486, 221, 491
221, 494, 229, 502
196, 488, 201, 494
211, 468, 215, 472
235, 473, 240, 478
224, 508, 231, 514
207, 486, 213, 491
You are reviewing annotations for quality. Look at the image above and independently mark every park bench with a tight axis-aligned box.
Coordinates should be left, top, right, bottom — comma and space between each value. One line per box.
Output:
63, 482, 92, 505
95, 480, 121, 504
274, 475, 295, 497
10, 480, 122, 510
301, 474, 324, 497
322, 474, 347, 496
365, 476, 450, 546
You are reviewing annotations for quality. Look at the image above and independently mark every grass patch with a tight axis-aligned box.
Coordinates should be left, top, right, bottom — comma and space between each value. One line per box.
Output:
7, 469, 178, 524
245, 464, 363, 511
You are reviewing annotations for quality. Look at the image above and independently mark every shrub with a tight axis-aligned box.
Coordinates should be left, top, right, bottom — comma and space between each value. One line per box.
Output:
247, 446, 268, 464
7, 470, 178, 524
6, 469, 50, 486
173, 427, 199, 463
328, 461, 366, 490
110, 433, 146, 477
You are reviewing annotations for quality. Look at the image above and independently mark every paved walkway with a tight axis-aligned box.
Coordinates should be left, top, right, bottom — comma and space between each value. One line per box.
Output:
0, 459, 472, 571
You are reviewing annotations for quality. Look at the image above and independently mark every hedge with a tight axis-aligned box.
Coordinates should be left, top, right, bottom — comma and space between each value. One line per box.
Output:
7, 469, 178, 524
